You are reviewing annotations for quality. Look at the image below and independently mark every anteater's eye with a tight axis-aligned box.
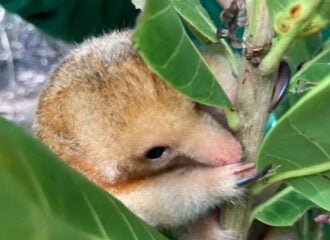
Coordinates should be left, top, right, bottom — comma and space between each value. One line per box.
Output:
145, 146, 169, 160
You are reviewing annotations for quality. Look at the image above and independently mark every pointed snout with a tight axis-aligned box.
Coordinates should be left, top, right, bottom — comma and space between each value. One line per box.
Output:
182, 119, 242, 167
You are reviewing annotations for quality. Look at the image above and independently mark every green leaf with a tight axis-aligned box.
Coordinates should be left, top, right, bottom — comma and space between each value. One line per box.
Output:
257, 75, 330, 211
252, 187, 314, 226
267, 0, 330, 36
284, 34, 324, 72
132, 0, 231, 107
260, 0, 326, 74
0, 117, 168, 240
290, 43, 330, 93
274, 35, 325, 117
303, 0, 330, 35
171, 0, 217, 43
171, 0, 238, 75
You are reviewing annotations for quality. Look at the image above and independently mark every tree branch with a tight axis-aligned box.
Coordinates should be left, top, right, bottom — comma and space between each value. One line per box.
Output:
219, 1, 276, 239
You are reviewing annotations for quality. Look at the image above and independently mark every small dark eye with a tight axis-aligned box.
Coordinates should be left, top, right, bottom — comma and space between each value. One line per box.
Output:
145, 146, 168, 160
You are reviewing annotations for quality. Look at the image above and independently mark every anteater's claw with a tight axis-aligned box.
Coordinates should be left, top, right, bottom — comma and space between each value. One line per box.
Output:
236, 164, 272, 187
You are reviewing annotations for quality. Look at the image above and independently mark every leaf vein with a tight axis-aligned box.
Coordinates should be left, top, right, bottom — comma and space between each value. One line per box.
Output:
158, 31, 184, 69
105, 194, 140, 240
79, 189, 111, 240
194, 5, 216, 32
204, 73, 216, 102
280, 199, 301, 212
142, 6, 171, 24
288, 118, 330, 158
263, 152, 302, 169
177, 58, 201, 89
264, 208, 284, 224
293, 177, 328, 206
17, 152, 51, 212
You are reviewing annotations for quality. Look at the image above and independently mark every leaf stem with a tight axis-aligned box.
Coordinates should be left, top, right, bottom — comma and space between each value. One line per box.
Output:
259, 0, 323, 75
252, 162, 330, 195
224, 107, 240, 132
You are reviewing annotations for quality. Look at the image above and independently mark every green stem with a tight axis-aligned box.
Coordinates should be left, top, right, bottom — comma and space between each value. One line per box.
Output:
245, 0, 273, 45
224, 107, 240, 132
219, 1, 275, 240
252, 161, 330, 195
259, 0, 323, 75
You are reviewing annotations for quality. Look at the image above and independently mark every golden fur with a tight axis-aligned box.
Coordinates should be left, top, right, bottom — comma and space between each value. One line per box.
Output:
34, 31, 252, 239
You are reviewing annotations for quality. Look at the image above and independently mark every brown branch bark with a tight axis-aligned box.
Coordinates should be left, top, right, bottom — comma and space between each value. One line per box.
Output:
220, 1, 276, 239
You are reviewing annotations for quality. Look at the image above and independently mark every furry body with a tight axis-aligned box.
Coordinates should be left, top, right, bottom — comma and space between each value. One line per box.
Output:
34, 31, 253, 239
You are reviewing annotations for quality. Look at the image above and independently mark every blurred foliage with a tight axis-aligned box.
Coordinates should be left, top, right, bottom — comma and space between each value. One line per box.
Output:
0, 117, 169, 240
